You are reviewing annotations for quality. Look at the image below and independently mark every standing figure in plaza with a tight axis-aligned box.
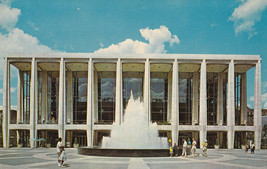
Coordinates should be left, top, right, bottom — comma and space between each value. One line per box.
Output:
169, 146, 173, 157
202, 140, 208, 157
57, 138, 63, 166
191, 138, 197, 157
251, 142, 255, 154
173, 143, 178, 157
58, 146, 67, 167
182, 139, 187, 157
245, 144, 249, 153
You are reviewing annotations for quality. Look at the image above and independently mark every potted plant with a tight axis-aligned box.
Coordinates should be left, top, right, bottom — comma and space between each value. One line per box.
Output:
18, 138, 23, 148
214, 139, 220, 150
73, 138, 79, 148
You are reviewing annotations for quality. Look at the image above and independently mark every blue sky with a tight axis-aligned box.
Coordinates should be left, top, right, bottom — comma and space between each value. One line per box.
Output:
0, 0, 267, 109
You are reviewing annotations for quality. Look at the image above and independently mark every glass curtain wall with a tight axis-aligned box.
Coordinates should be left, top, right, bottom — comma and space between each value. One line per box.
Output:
47, 71, 59, 124
179, 73, 193, 125
207, 73, 218, 125
150, 72, 168, 123
73, 71, 87, 124
235, 73, 242, 125
223, 73, 228, 125
37, 71, 42, 124
97, 71, 116, 123
22, 71, 31, 124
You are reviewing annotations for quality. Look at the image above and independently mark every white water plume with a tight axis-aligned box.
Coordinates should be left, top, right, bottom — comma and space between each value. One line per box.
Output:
101, 94, 168, 149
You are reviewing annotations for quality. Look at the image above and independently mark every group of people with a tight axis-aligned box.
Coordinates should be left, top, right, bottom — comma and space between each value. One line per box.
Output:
170, 138, 207, 157
56, 138, 67, 167
245, 143, 255, 154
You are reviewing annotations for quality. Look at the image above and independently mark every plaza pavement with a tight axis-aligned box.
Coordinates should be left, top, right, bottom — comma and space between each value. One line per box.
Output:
0, 148, 266, 169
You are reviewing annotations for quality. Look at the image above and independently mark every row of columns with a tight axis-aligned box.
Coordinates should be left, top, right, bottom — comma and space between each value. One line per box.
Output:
2, 58, 262, 149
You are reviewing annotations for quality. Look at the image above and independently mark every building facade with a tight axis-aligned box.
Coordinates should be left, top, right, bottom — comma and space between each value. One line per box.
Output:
2, 53, 262, 149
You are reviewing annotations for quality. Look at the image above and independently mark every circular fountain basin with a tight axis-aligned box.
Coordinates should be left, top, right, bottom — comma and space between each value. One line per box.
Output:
78, 147, 182, 157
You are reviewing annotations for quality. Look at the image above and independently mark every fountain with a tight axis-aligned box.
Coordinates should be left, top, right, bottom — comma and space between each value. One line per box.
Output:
78, 93, 171, 157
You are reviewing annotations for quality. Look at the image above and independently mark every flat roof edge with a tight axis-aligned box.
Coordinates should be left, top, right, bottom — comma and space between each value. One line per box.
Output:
4, 53, 261, 60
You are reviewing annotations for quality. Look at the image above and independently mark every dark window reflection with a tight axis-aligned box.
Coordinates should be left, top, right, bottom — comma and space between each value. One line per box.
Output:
150, 72, 168, 123
73, 72, 87, 124
47, 71, 59, 124
123, 72, 144, 112
207, 73, 218, 125
22, 71, 31, 124
179, 73, 193, 125
97, 72, 116, 123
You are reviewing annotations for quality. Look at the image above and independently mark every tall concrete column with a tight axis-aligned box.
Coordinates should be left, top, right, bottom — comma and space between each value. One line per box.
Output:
217, 73, 224, 125
58, 58, 65, 144
66, 71, 73, 124
227, 60, 235, 149
144, 59, 151, 122
171, 59, 178, 145
87, 58, 93, 147
17, 71, 22, 124
167, 72, 172, 122
199, 59, 207, 149
192, 72, 199, 125
241, 73, 247, 125
3, 57, 10, 148
30, 57, 37, 148
115, 58, 122, 124
254, 60, 262, 149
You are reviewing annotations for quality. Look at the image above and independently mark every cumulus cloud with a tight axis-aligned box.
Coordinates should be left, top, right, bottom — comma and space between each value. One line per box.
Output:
0, 2, 55, 81
0, 28, 53, 55
229, 0, 267, 38
0, 1, 57, 107
95, 25, 179, 54
0, 2, 21, 31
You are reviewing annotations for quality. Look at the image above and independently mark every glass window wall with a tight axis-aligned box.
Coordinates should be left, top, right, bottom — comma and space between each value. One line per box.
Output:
150, 72, 168, 123
179, 73, 193, 125
73, 71, 87, 124
47, 71, 59, 124
207, 73, 218, 125
97, 71, 116, 123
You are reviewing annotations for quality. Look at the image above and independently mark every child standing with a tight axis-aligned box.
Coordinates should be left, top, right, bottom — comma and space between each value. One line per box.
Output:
58, 146, 67, 167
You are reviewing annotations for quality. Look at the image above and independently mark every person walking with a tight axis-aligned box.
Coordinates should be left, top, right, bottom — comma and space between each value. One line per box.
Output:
245, 144, 249, 153
173, 143, 178, 157
58, 146, 67, 167
182, 139, 187, 157
251, 143, 255, 154
57, 138, 63, 167
191, 138, 197, 157
202, 140, 208, 157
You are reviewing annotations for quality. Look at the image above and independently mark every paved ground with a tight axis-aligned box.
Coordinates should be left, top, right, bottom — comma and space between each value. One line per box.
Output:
0, 148, 266, 169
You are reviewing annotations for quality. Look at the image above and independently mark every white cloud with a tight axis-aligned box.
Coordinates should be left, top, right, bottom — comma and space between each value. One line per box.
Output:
229, 0, 267, 38
28, 21, 39, 31
0, 28, 53, 55
95, 25, 179, 54
0, 2, 57, 107
210, 23, 217, 27
0, 3, 21, 31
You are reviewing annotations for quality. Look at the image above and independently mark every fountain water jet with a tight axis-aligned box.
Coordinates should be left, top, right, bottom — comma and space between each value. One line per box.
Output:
101, 94, 168, 149
78, 93, 173, 157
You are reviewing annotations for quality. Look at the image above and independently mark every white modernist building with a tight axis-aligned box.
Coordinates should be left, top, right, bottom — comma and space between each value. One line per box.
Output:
2, 53, 262, 149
